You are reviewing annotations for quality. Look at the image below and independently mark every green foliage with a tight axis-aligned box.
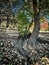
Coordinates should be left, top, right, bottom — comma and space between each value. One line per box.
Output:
16, 7, 34, 36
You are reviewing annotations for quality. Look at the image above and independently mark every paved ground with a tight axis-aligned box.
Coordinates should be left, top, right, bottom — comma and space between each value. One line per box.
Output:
0, 30, 49, 43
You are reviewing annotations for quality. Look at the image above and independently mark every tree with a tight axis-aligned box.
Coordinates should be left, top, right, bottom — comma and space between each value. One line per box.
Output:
16, 0, 40, 64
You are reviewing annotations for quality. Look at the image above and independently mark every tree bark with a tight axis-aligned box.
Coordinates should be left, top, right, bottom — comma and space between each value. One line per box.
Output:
29, 0, 40, 48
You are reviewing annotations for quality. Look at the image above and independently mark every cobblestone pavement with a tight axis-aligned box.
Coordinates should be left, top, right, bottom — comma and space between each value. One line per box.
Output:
0, 31, 49, 65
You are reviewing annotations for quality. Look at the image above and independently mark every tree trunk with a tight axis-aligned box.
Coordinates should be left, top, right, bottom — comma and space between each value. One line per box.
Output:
6, 0, 12, 28
16, 0, 40, 60
29, 0, 40, 48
